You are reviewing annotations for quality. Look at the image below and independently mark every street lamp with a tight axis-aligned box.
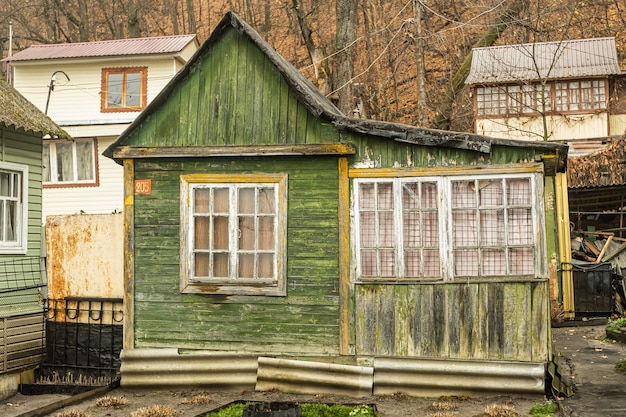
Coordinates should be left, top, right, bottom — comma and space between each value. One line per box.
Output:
45, 70, 70, 115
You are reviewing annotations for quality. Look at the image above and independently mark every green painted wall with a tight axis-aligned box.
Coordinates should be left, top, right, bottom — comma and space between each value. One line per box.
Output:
0, 126, 44, 317
133, 156, 341, 354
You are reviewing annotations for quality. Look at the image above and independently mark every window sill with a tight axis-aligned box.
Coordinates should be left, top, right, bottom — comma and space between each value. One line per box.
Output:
181, 282, 286, 296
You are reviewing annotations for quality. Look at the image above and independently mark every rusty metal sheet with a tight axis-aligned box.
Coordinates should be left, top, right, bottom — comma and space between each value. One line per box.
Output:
45, 213, 124, 300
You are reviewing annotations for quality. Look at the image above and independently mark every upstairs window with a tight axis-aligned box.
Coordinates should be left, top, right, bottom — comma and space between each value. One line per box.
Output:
0, 162, 28, 254
180, 173, 288, 296
101, 67, 147, 112
476, 79, 607, 117
43, 138, 97, 186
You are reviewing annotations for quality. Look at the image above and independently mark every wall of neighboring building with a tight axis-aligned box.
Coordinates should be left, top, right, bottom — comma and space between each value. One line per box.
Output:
475, 113, 609, 142
42, 137, 123, 218
11, 57, 182, 127
0, 126, 46, 397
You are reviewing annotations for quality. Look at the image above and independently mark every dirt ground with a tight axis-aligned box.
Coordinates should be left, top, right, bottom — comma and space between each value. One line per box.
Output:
22, 387, 550, 417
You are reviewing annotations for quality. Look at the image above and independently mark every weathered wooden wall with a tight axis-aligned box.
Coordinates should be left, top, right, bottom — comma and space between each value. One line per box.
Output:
132, 156, 341, 354
355, 280, 550, 362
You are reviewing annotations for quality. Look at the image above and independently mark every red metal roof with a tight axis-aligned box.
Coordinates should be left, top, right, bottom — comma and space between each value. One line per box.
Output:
4, 34, 197, 62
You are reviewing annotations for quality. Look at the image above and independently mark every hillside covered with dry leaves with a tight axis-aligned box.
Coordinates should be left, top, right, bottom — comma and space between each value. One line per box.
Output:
1, 0, 624, 131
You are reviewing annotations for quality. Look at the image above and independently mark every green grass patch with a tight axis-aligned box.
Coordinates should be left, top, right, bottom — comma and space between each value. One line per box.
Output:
529, 399, 558, 417
204, 402, 375, 417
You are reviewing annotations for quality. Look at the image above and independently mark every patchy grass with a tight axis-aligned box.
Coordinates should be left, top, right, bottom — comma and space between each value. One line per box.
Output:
95, 395, 129, 408
425, 413, 455, 417
203, 402, 375, 417
55, 410, 91, 417
130, 405, 176, 417
606, 317, 626, 333
529, 399, 558, 416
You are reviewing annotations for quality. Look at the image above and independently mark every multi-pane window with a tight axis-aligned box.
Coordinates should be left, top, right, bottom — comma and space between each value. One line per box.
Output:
43, 139, 96, 185
555, 80, 606, 112
451, 178, 535, 276
0, 163, 27, 254
356, 179, 439, 279
476, 79, 607, 117
354, 174, 543, 281
180, 174, 287, 295
101, 67, 147, 112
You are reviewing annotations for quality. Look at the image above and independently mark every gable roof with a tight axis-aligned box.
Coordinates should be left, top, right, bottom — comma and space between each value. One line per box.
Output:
465, 37, 623, 85
3, 34, 198, 63
0, 77, 69, 138
105, 11, 567, 170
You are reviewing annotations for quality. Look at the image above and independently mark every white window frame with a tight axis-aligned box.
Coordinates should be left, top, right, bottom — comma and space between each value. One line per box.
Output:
180, 173, 288, 296
353, 171, 546, 282
43, 138, 97, 186
0, 162, 28, 254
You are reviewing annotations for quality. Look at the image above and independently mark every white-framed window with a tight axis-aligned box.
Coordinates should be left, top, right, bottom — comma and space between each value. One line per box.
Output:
180, 173, 288, 295
353, 172, 545, 281
0, 162, 28, 254
43, 138, 97, 186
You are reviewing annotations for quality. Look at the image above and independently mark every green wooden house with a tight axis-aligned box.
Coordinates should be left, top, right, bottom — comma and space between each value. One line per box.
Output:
104, 12, 568, 396
0, 78, 68, 398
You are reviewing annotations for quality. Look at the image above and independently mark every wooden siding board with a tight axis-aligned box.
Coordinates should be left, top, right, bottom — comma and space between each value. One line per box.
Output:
355, 281, 549, 362
250, 41, 266, 144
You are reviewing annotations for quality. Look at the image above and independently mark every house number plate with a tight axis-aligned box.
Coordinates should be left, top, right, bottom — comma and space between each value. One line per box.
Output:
134, 179, 152, 195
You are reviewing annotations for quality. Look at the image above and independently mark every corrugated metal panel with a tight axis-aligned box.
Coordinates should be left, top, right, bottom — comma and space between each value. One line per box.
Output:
0, 313, 45, 373
373, 357, 545, 396
119, 349, 257, 389
5, 35, 197, 62
466, 37, 622, 85
256, 357, 373, 397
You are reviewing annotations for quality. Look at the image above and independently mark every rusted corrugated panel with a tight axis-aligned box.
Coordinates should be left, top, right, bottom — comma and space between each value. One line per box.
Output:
120, 349, 257, 389
256, 357, 373, 397
466, 37, 621, 85
5, 34, 197, 62
374, 357, 545, 396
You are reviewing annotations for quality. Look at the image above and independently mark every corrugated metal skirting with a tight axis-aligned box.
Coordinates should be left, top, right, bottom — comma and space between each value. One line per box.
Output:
256, 357, 373, 397
121, 349, 547, 397
120, 349, 258, 390
374, 357, 546, 397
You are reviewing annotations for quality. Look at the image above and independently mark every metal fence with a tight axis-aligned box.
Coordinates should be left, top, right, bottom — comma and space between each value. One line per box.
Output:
43, 297, 123, 382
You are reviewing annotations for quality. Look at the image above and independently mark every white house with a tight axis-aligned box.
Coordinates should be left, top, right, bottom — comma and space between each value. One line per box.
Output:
0, 36, 199, 381
4, 34, 199, 218
465, 37, 626, 156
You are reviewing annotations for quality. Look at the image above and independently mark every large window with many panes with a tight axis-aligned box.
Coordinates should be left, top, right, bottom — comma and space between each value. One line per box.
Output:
180, 173, 287, 295
353, 173, 544, 281
476, 79, 607, 117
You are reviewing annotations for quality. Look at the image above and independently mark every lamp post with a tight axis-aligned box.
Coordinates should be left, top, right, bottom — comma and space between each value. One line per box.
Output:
45, 70, 70, 115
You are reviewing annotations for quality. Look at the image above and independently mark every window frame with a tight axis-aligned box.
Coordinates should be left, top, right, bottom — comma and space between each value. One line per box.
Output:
0, 162, 28, 254
43, 138, 99, 187
180, 173, 288, 296
352, 170, 546, 283
101, 67, 148, 113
